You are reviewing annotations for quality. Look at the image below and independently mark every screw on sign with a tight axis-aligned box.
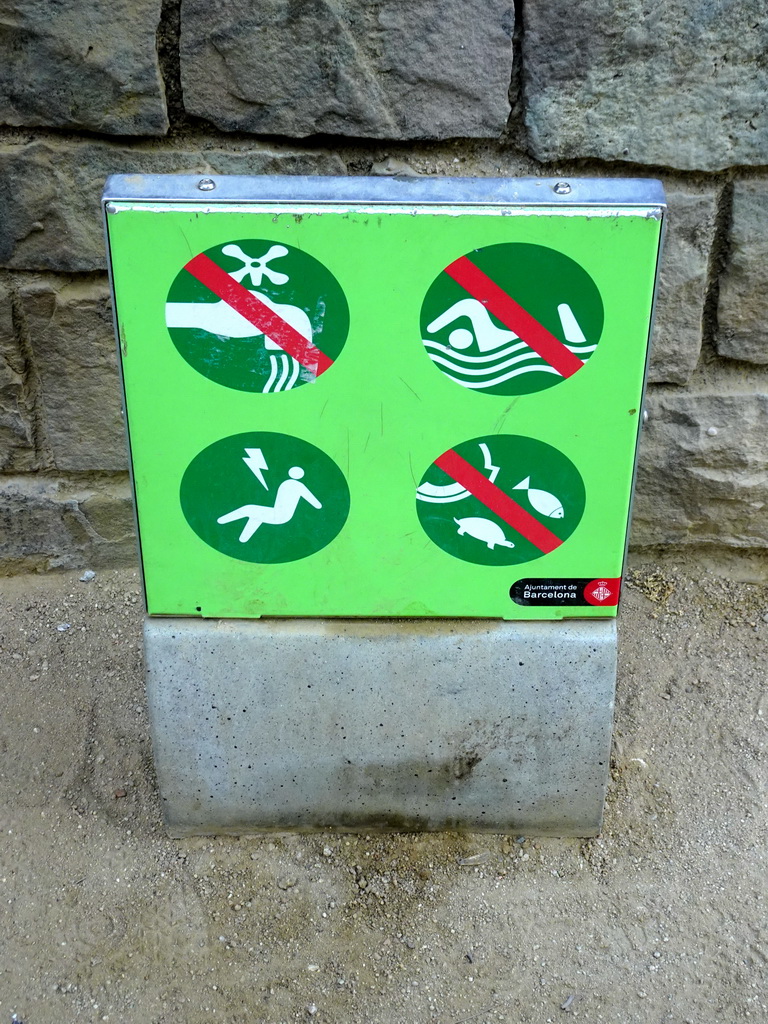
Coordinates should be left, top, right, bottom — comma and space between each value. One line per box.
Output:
165, 240, 349, 393
180, 432, 350, 564
416, 434, 585, 566
420, 243, 604, 396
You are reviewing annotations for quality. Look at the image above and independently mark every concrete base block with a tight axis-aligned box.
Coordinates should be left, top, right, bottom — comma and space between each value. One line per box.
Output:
144, 618, 617, 837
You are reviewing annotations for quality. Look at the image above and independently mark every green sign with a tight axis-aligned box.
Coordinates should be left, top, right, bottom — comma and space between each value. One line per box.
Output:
180, 431, 350, 563
104, 177, 665, 620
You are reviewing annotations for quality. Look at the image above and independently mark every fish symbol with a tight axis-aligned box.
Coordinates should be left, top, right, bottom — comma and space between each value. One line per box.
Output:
513, 477, 565, 519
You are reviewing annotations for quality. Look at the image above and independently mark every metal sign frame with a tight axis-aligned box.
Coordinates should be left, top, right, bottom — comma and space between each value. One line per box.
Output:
103, 175, 666, 620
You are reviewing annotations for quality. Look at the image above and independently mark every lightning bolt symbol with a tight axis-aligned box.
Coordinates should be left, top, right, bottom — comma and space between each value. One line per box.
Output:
242, 447, 269, 489
479, 442, 500, 484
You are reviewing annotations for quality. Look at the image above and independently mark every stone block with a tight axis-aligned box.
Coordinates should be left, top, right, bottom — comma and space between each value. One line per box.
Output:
180, 0, 513, 139
0, 0, 167, 135
717, 180, 768, 365
19, 276, 126, 472
524, 2, 768, 171
0, 474, 136, 573
0, 279, 36, 470
0, 140, 347, 272
648, 186, 717, 384
631, 392, 768, 548
145, 616, 616, 836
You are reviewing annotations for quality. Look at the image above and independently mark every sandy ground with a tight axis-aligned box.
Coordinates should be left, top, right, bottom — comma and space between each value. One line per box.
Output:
0, 562, 765, 1024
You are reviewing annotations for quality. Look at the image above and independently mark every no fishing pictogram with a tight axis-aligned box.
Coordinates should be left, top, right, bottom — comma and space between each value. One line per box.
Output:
434, 448, 563, 554
417, 434, 586, 567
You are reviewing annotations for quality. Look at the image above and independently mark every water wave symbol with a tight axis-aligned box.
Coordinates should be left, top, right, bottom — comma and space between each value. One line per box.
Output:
264, 353, 300, 393
422, 335, 596, 391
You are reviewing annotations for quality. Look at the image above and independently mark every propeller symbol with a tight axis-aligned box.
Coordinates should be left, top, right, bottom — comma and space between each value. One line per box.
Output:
221, 243, 290, 287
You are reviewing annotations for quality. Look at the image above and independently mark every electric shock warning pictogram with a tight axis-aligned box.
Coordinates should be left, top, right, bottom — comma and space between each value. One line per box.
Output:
416, 434, 586, 566
420, 243, 604, 396
166, 240, 349, 393
180, 431, 350, 563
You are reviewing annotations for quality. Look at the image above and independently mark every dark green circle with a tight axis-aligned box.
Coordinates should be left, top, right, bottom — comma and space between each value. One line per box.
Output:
420, 243, 603, 396
166, 239, 349, 392
181, 432, 350, 563
417, 434, 585, 566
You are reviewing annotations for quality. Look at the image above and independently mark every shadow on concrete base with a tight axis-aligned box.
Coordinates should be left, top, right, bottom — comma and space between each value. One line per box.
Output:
144, 618, 616, 837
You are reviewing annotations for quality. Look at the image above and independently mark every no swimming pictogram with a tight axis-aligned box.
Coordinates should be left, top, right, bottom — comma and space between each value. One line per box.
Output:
166, 240, 349, 393
421, 243, 604, 397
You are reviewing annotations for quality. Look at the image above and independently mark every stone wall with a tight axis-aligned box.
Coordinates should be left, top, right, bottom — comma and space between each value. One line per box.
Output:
0, 0, 766, 572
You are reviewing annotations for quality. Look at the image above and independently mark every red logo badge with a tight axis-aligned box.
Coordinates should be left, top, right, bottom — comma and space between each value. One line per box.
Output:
583, 578, 621, 606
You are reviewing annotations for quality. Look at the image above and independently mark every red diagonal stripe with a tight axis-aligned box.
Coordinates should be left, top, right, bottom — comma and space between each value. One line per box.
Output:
184, 252, 333, 376
435, 449, 563, 554
444, 256, 585, 379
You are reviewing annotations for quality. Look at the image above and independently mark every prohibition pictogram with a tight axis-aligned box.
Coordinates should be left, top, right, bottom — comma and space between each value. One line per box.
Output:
166, 240, 349, 393
180, 431, 350, 563
416, 434, 586, 566
420, 243, 604, 397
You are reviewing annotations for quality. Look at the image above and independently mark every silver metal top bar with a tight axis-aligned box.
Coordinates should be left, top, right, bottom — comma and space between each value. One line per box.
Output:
103, 174, 666, 208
